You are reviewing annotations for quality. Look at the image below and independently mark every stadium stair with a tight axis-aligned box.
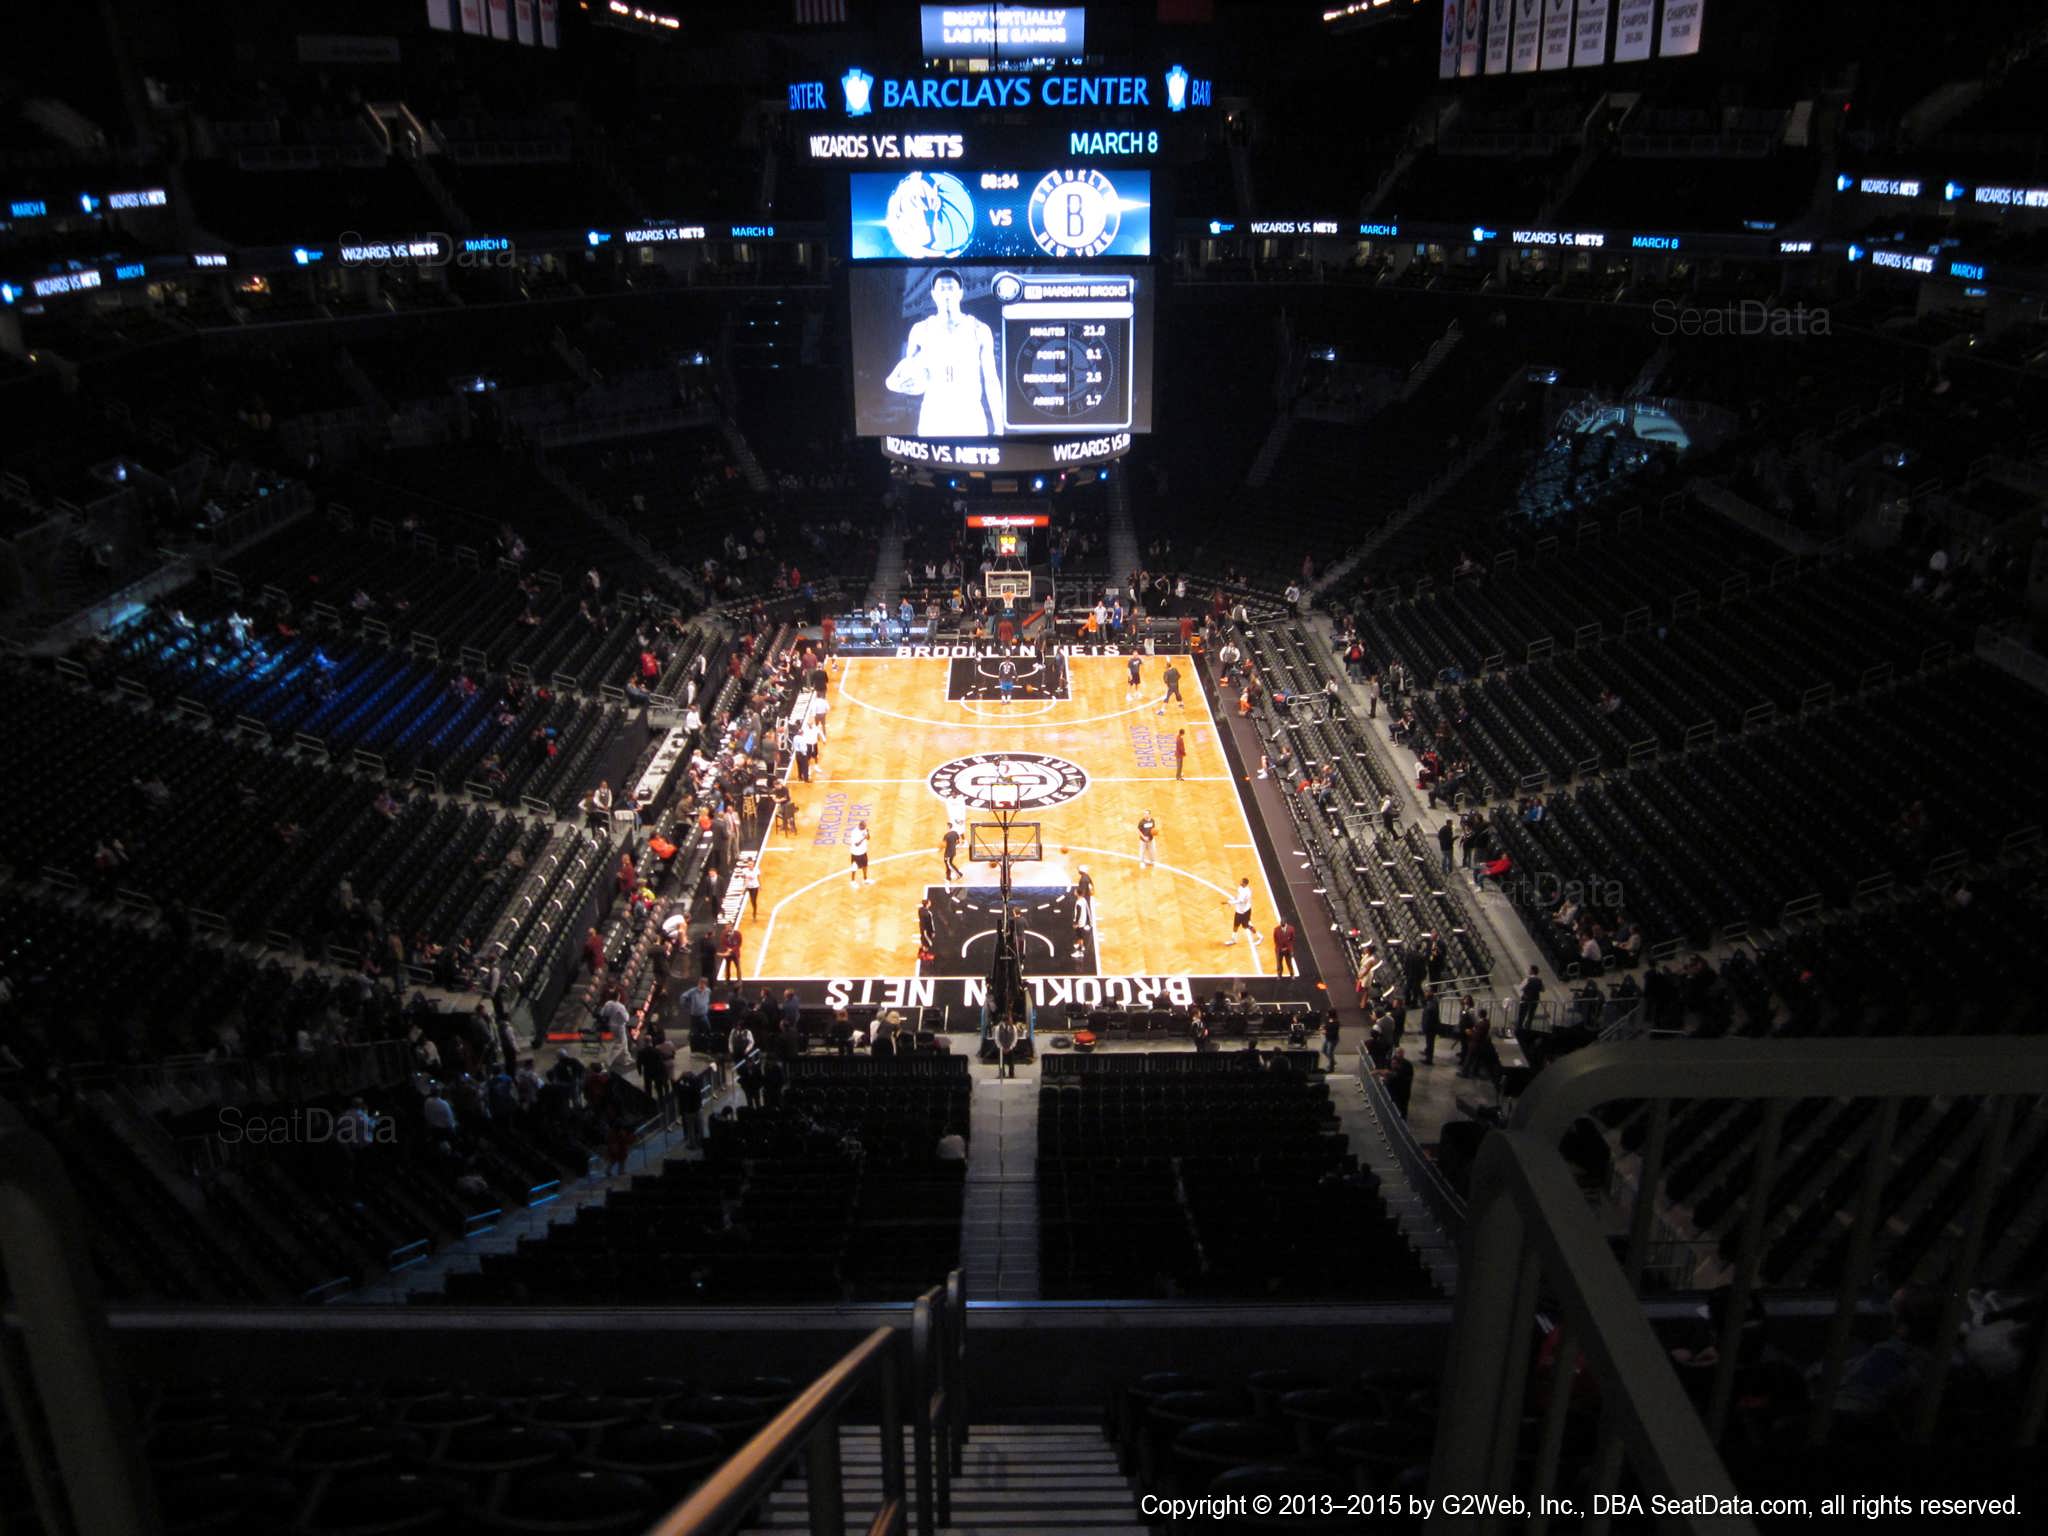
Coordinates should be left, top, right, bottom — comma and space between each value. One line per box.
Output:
1242, 413, 1293, 490
719, 417, 773, 495
745, 1423, 1143, 1534
1398, 322, 1462, 401
865, 510, 905, 610
1104, 473, 1140, 582
962, 1077, 1039, 1302
1324, 1072, 1458, 1294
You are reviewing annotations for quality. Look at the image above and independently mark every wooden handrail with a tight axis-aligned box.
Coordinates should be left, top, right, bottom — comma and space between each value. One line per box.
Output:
646, 1325, 907, 1536
648, 1267, 963, 1536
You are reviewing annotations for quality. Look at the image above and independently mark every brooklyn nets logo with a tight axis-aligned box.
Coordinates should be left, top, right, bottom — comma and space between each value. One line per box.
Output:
1028, 169, 1123, 259
928, 752, 1089, 810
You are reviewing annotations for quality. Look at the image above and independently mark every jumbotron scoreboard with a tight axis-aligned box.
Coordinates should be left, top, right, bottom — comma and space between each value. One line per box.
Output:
850, 265, 1149, 440
790, 18, 1214, 477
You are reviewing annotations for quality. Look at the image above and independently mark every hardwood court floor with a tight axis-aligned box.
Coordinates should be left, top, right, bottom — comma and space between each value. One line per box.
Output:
750, 655, 1285, 981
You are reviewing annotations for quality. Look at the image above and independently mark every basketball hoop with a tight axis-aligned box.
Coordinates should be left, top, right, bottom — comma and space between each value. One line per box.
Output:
985, 570, 1033, 601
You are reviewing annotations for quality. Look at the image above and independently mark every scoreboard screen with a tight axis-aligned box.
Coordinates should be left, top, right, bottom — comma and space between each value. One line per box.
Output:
851, 265, 1153, 439
849, 167, 1151, 261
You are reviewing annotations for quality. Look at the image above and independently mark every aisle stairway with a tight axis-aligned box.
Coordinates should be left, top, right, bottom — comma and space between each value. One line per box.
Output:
745, 1423, 1143, 1534
1104, 472, 1140, 586
961, 1076, 1040, 1301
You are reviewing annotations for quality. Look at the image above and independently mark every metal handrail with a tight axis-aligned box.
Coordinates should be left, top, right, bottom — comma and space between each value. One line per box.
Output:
650, 1267, 965, 1536
1434, 1040, 2048, 1535
646, 1326, 907, 1536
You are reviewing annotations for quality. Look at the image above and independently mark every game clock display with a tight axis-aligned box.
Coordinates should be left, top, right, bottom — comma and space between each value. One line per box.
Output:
851, 265, 1151, 438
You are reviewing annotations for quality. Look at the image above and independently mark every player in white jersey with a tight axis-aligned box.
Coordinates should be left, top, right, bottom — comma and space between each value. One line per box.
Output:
1224, 877, 1259, 947
886, 269, 1004, 438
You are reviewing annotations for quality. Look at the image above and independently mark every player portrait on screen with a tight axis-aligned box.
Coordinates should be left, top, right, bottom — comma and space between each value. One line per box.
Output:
884, 269, 1005, 437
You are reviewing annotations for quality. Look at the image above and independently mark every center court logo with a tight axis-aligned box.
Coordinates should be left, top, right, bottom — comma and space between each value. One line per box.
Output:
1027, 169, 1123, 258
929, 753, 1088, 810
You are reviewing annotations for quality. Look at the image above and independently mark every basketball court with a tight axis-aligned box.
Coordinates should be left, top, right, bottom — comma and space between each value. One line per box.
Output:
747, 653, 1291, 986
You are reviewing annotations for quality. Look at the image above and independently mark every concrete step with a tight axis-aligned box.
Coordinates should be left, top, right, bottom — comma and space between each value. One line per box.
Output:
741, 1427, 1142, 1533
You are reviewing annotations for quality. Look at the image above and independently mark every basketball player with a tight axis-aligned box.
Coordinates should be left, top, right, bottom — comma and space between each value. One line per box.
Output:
1174, 728, 1188, 782
848, 820, 871, 884
1224, 876, 1258, 947
1136, 811, 1157, 869
1070, 884, 1093, 960
884, 269, 1004, 438
941, 824, 964, 882
918, 895, 938, 958
1126, 651, 1142, 699
1158, 661, 1184, 716
998, 657, 1016, 704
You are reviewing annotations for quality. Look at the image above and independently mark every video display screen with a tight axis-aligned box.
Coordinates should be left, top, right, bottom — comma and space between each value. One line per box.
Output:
848, 168, 1151, 261
920, 5, 1085, 61
850, 264, 1152, 439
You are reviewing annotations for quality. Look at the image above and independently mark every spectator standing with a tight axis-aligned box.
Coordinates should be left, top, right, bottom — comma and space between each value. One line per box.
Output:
1515, 965, 1545, 1032
1375, 1047, 1414, 1118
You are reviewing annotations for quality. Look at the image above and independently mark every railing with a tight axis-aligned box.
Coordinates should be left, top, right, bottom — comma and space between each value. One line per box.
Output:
651, 1269, 965, 1536
1432, 1039, 2048, 1535
1358, 1042, 1466, 1242
0, 1103, 159, 1536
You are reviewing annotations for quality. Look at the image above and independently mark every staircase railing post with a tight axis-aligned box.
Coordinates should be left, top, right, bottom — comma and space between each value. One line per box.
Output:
804, 1409, 844, 1536
911, 1291, 935, 1536
879, 1330, 908, 1524
946, 1268, 967, 1472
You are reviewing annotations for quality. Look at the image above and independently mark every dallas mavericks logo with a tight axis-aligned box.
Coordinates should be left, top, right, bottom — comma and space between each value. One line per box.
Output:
883, 171, 976, 259
842, 68, 875, 117
929, 753, 1089, 811
1027, 169, 1122, 259
1164, 65, 1189, 114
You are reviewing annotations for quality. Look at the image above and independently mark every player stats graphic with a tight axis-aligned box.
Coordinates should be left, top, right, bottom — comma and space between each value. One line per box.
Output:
851, 265, 1151, 438
849, 168, 1151, 261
